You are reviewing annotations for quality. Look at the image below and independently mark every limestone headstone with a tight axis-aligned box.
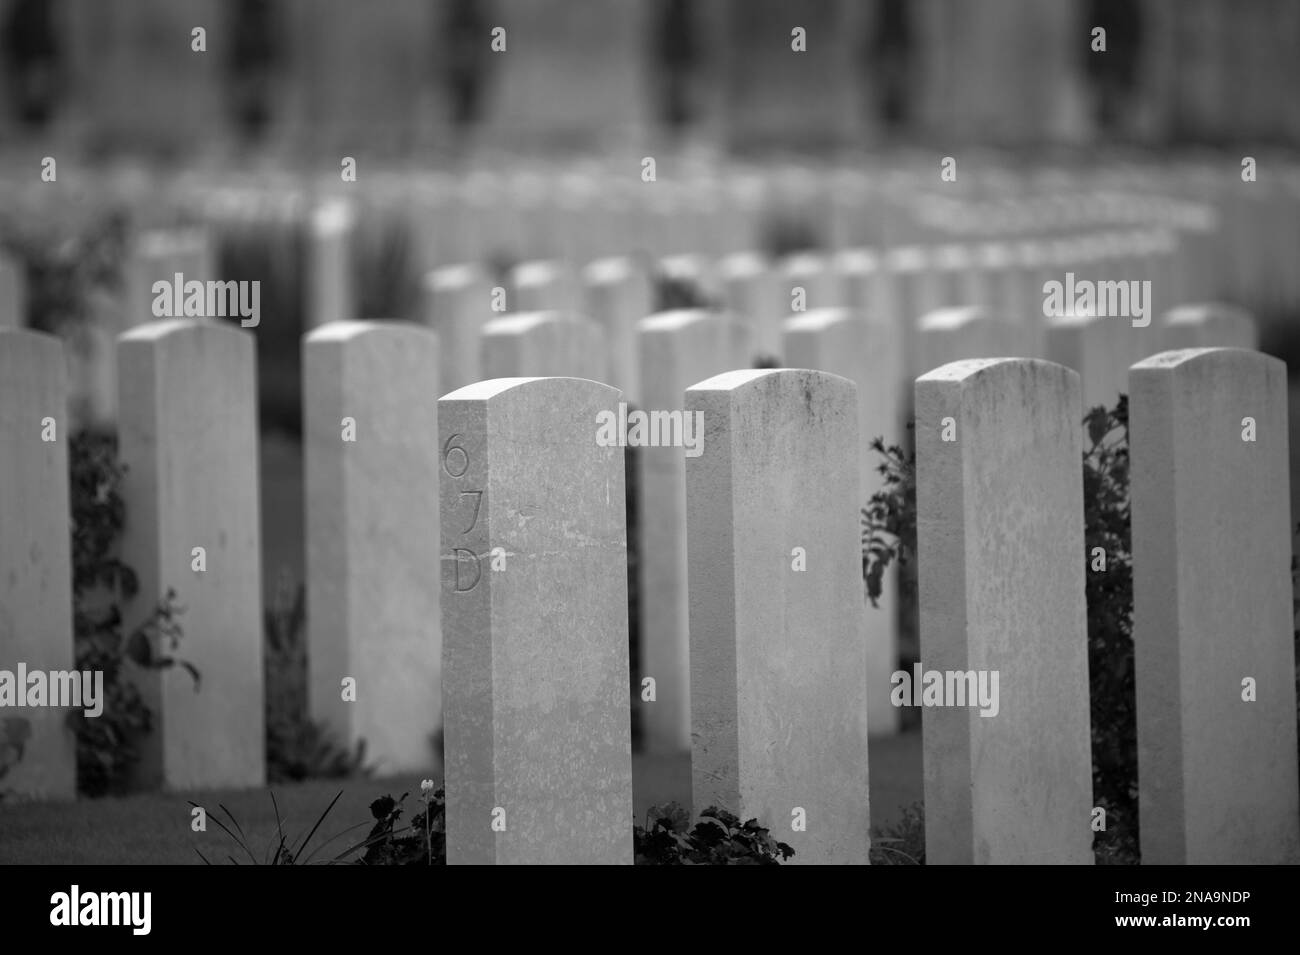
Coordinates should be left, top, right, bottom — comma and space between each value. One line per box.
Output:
117, 319, 264, 789
481, 312, 607, 382
915, 358, 1092, 864
510, 260, 577, 313
306, 200, 356, 330
0, 329, 76, 800
636, 310, 743, 756
1160, 303, 1258, 351
421, 263, 493, 395
582, 256, 650, 404
687, 369, 870, 864
304, 321, 442, 774
440, 376, 632, 864
1130, 347, 1300, 864
718, 251, 782, 362
783, 309, 902, 735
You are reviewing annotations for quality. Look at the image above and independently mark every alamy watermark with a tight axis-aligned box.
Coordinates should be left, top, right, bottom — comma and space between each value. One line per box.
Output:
0, 664, 104, 717
595, 403, 703, 458
1042, 272, 1151, 327
890, 663, 1000, 717
152, 272, 260, 328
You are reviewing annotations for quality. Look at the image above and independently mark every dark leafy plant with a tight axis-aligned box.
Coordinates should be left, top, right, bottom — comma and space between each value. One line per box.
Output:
633, 802, 794, 865
354, 788, 445, 865
67, 430, 196, 797
870, 801, 925, 865
1081, 398, 1138, 864
263, 574, 370, 783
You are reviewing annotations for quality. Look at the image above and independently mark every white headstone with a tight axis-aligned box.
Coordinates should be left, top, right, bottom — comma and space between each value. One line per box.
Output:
304, 321, 442, 774
440, 376, 632, 864
687, 368, 870, 864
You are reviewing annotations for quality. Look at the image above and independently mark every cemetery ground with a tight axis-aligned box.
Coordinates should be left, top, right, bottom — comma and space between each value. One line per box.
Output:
0, 735, 922, 864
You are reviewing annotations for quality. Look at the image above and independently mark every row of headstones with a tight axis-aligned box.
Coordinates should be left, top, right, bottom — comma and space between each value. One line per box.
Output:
4, 319, 1296, 864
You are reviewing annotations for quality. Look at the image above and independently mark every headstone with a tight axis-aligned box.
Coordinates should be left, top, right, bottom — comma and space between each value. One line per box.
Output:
916, 357, 1092, 864
305, 199, 356, 330
783, 309, 902, 736
1130, 347, 1300, 864
718, 251, 782, 362
481, 312, 607, 382
421, 263, 492, 395
116, 319, 264, 789
781, 252, 838, 313
636, 310, 741, 756
914, 306, 1029, 382
0, 254, 26, 328
1160, 303, 1259, 351
687, 369, 870, 864
304, 321, 442, 774
1045, 310, 1165, 412
510, 260, 577, 313
582, 256, 650, 404
0, 329, 76, 799
833, 247, 885, 319
440, 376, 633, 865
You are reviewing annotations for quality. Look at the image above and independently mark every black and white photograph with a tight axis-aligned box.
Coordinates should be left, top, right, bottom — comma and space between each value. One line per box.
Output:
0, 0, 1297, 932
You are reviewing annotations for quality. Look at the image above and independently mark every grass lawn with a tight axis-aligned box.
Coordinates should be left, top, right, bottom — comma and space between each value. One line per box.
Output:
0, 730, 922, 864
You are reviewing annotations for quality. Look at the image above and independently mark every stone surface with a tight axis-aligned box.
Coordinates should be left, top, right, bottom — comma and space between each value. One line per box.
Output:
481, 311, 607, 382
510, 260, 577, 313
915, 358, 1092, 864
783, 308, 902, 735
1045, 310, 1165, 412
718, 251, 783, 363
636, 310, 745, 755
116, 319, 264, 790
1130, 347, 1300, 864
439, 376, 632, 865
303, 321, 442, 775
582, 256, 650, 404
687, 368, 869, 864
306, 200, 356, 330
0, 329, 75, 800
421, 264, 492, 395
1160, 303, 1259, 351
914, 306, 1029, 383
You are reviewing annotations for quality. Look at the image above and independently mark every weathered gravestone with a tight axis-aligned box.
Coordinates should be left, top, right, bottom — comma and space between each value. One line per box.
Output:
636, 310, 747, 756
582, 256, 651, 404
481, 312, 607, 382
510, 260, 578, 314
305, 199, 356, 330
0, 329, 76, 800
1130, 348, 1300, 864
783, 308, 902, 735
1160, 303, 1258, 351
687, 368, 870, 864
304, 321, 442, 774
116, 319, 264, 789
916, 358, 1093, 864
421, 263, 492, 395
439, 377, 632, 864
